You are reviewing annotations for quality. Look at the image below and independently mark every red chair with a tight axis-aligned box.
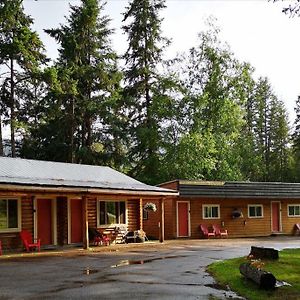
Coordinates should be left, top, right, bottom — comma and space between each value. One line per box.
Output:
20, 230, 41, 252
199, 224, 215, 238
213, 224, 228, 238
88, 228, 110, 246
0, 241, 2, 256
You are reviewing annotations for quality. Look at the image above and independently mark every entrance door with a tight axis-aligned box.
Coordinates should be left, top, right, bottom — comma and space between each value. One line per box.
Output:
37, 198, 52, 245
70, 199, 83, 243
271, 202, 281, 232
177, 201, 190, 237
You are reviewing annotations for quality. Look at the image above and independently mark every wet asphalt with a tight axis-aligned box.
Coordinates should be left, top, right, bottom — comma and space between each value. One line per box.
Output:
0, 236, 300, 300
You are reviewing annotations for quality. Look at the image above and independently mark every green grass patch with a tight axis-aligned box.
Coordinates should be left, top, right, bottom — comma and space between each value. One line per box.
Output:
207, 248, 300, 300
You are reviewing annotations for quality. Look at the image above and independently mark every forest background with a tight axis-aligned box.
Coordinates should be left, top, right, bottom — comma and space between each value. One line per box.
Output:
0, 0, 300, 185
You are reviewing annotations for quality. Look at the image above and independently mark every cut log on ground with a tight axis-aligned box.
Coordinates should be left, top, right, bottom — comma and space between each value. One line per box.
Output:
250, 246, 279, 260
239, 262, 276, 289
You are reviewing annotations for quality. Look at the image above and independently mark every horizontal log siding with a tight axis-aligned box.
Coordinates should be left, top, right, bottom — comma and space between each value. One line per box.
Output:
87, 197, 97, 228
0, 196, 33, 251
188, 197, 272, 238
143, 199, 176, 240
182, 197, 300, 238
142, 199, 160, 239
165, 199, 176, 239
280, 199, 300, 234
127, 200, 139, 231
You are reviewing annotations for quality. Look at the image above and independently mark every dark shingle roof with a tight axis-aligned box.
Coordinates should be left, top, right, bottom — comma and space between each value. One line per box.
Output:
161, 180, 300, 199
0, 157, 176, 195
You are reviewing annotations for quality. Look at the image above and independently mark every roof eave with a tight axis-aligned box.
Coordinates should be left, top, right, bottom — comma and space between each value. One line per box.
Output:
0, 183, 178, 197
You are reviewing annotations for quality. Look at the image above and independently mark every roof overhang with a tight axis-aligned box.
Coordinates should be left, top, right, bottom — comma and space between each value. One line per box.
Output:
0, 183, 178, 197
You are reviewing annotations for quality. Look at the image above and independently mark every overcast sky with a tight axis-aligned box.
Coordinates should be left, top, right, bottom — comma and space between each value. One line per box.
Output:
23, 0, 300, 123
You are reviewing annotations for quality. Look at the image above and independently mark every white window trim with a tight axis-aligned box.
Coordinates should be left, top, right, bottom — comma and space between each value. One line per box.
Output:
0, 197, 21, 233
287, 204, 300, 217
97, 200, 127, 228
202, 204, 220, 220
248, 204, 264, 218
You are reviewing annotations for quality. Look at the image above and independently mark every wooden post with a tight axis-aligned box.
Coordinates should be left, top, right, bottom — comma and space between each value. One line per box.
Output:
139, 198, 143, 231
159, 198, 165, 243
82, 195, 89, 249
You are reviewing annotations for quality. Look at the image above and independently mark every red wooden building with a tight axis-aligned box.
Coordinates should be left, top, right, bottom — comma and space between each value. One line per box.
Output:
143, 180, 300, 239
0, 157, 177, 251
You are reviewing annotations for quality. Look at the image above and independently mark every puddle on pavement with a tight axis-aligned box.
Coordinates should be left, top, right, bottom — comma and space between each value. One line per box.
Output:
84, 268, 99, 275
111, 255, 187, 268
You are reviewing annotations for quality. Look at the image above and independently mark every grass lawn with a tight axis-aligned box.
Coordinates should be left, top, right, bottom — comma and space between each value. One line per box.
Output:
207, 248, 300, 300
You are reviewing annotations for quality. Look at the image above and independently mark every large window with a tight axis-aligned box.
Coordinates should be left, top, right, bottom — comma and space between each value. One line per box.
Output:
248, 205, 263, 218
98, 201, 126, 226
288, 205, 300, 217
0, 198, 20, 231
203, 205, 220, 219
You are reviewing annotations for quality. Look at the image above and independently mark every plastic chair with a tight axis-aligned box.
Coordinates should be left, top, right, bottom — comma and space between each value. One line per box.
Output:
213, 224, 228, 238
88, 228, 110, 246
20, 230, 41, 252
199, 224, 215, 238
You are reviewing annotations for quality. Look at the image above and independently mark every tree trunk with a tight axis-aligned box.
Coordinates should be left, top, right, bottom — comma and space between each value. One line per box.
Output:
69, 97, 75, 163
250, 246, 279, 260
239, 263, 276, 289
10, 58, 16, 157
0, 115, 3, 156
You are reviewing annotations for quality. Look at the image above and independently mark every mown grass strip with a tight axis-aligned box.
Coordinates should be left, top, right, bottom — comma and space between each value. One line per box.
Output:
207, 248, 300, 300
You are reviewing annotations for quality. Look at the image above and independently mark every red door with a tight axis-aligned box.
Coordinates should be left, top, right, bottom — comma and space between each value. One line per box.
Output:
272, 202, 281, 232
177, 202, 189, 237
71, 199, 83, 243
37, 199, 52, 245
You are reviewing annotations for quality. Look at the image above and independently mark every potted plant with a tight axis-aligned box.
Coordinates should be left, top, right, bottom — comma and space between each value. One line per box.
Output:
144, 202, 157, 212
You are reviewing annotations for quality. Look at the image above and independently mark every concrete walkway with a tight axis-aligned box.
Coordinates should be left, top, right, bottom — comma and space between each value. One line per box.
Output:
0, 236, 299, 299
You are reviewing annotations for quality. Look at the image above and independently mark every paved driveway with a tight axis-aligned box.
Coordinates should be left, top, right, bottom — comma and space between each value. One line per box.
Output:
0, 236, 300, 300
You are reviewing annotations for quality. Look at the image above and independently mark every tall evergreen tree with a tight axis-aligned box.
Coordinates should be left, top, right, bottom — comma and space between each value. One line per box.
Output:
0, 0, 46, 157
122, 0, 171, 184
292, 96, 300, 181
24, 0, 123, 165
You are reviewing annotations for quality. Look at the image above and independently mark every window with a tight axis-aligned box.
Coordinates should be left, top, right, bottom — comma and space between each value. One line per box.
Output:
203, 205, 220, 219
248, 205, 263, 218
288, 205, 300, 217
0, 198, 20, 232
98, 201, 126, 226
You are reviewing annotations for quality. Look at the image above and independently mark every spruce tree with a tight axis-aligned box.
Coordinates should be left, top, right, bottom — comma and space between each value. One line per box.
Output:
0, 0, 46, 157
42, 0, 122, 165
293, 96, 300, 181
122, 0, 170, 184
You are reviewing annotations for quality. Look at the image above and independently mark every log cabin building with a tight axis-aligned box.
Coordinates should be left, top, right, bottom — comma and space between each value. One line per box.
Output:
143, 180, 300, 239
0, 157, 177, 251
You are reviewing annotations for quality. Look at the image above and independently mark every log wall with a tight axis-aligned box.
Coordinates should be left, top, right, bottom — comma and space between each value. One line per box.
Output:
142, 198, 175, 240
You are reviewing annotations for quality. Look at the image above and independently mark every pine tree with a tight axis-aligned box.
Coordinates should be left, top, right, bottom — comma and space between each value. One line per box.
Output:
292, 96, 300, 181
0, 0, 46, 157
41, 0, 122, 164
122, 0, 171, 183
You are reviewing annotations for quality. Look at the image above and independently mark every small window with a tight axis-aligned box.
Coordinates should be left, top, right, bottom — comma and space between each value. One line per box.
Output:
203, 205, 220, 219
248, 205, 263, 218
288, 205, 300, 217
98, 201, 126, 226
0, 199, 20, 232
